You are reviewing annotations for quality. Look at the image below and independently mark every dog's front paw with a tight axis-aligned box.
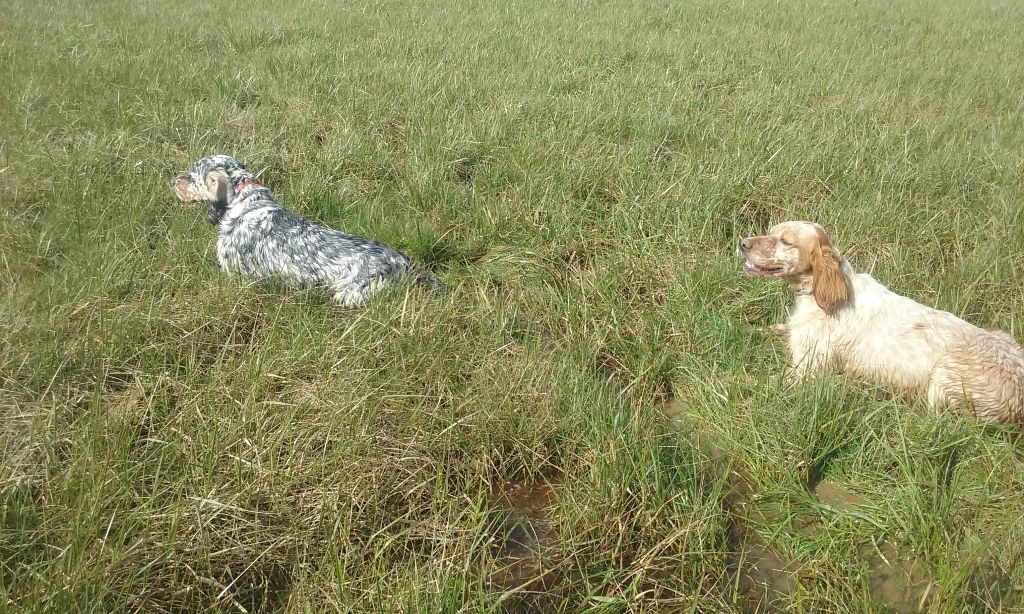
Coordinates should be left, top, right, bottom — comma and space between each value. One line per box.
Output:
783, 369, 803, 387
760, 323, 789, 339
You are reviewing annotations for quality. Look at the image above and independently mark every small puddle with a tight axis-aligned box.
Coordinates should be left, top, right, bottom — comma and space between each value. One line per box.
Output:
488, 478, 562, 606
493, 482, 557, 562
728, 533, 803, 611
813, 480, 868, 513
859, 540, 933, 613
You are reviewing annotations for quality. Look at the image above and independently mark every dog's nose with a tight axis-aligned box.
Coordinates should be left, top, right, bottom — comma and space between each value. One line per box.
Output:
739, 238, 752, 252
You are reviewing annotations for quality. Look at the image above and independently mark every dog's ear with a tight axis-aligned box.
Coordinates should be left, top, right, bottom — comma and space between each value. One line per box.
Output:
811, 227, 849, 314
205, 169, 230, 204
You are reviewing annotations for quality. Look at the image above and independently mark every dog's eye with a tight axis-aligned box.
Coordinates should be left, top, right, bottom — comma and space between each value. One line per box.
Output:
779, 238, 792, 247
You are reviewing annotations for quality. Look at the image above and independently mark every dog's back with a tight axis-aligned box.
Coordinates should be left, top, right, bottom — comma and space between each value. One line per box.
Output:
218, 197, 443, 306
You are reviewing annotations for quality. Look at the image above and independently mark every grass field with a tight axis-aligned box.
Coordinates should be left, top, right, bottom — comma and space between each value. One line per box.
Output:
4, 0, 1024, 611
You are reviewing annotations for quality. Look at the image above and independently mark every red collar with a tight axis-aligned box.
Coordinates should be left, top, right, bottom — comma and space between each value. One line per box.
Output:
234, 179, 264, 194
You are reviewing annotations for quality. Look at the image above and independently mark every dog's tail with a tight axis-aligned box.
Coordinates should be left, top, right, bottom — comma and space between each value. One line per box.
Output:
411, 267, 447, 296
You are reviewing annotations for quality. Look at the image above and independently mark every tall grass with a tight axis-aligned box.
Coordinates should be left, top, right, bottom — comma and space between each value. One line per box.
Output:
3, 0, 1024, 611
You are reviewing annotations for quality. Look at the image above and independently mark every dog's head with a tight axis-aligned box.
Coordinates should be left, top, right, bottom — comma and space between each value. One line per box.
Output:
173, 155, 262, 225
173, 154, 257, 204
739, 221, 850, 314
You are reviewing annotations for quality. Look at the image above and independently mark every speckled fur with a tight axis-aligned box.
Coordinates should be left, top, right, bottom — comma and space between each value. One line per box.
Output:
173, 154, 445, 307
741, 221, 1024, 426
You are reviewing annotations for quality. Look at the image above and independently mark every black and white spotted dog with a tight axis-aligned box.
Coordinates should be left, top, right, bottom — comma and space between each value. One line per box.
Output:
173, 154, 445, 306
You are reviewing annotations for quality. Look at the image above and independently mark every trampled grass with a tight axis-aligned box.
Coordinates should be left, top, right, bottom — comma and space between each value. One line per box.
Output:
3, 0, 1024, 611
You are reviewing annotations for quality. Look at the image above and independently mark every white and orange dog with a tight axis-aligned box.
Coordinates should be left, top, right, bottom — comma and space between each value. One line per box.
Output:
741, 221, 1024, 425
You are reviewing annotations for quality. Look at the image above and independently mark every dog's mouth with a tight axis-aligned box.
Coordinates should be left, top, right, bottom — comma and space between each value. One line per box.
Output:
743, 261, 784, 277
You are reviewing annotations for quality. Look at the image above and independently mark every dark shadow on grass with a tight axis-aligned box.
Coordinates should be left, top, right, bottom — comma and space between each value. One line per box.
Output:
227, 561, 293, 614
804, 437, 856, 495
962, 554, 1023, 612
508, 314, 556, 350
980, 423, 1024, 459
416, 240, 486, 268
